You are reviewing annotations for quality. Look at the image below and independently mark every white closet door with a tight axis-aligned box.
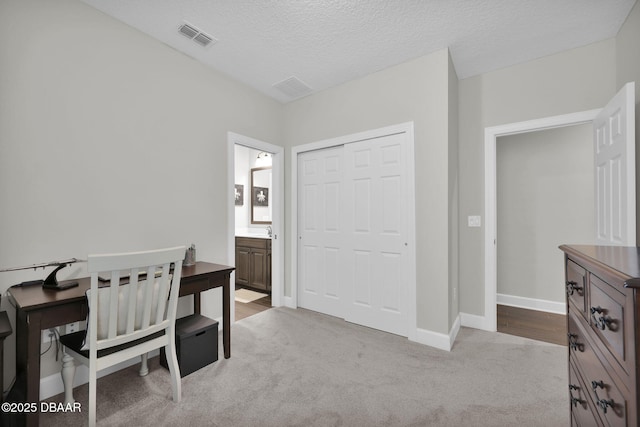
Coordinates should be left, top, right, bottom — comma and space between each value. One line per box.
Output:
342, 133, 409, 336
297, 146, 345, 318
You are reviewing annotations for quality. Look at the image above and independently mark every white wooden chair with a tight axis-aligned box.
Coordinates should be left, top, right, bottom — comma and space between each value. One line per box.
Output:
59, 246, 185, 427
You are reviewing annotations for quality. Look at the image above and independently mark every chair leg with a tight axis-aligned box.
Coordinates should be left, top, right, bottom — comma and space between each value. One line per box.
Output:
165, 343, 182, 402
61, 352, 76, 405
89, 365, 97, 427
139, 353, 149, 376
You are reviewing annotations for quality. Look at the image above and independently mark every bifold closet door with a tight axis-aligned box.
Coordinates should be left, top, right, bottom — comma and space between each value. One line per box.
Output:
297, 146, 345, 318
297, 132, 410, 336
342, 133, 409, 336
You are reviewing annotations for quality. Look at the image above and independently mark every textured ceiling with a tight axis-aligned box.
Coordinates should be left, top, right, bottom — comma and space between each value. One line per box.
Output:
80, 0, 637, 103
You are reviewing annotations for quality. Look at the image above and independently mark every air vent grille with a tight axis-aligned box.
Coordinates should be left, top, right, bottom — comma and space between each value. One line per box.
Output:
273, 76, 313, 99
179, 23, 199, 39
193, 32, 214, 47
178, 22, 217, 48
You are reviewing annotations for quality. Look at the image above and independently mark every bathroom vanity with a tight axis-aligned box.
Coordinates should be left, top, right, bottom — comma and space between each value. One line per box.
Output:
235, 236, 271, 292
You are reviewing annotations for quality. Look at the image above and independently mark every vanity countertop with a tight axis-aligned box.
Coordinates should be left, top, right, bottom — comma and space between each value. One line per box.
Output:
235, 231, 271, 239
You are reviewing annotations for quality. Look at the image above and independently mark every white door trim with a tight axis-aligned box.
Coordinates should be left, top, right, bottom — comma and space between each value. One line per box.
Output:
227, 132, 284, 319
290, 122, 417, 337
480, 109, 601, 332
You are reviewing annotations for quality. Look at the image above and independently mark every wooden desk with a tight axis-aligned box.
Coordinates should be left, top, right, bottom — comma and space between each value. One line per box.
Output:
7, 261, 234, 427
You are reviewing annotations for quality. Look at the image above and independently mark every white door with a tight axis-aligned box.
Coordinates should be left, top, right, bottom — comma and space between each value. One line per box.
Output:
342, 133, 410, 335
594, 82, 636, 245
297, 147, 345, 318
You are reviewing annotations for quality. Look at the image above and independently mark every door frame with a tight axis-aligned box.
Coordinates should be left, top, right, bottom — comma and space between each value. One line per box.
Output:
290, 122, 417, 338
227, 132, 284, 321
480, 109, 601, 332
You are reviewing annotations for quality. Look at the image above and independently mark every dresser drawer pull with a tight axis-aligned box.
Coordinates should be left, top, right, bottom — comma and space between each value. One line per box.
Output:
566, 280, 583, 296
569, 384, 584, 407
567, 333, 583, 352
591, 380, 614, 414
590, 306, 617, 331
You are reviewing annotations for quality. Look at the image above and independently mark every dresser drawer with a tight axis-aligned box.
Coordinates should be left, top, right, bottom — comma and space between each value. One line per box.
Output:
567, 259, 587, 316
568, 313, 602, 382
589, 274, 631, 376
568, 313, 628, 426
580, 356, 628, 427
570, 360, 604, 426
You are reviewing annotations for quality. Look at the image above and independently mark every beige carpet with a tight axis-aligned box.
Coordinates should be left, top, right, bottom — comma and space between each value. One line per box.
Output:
234, 288, 268, 303
42, 307, 568, 426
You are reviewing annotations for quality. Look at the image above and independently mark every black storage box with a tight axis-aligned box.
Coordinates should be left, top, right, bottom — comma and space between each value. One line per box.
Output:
160, 313, 218, 377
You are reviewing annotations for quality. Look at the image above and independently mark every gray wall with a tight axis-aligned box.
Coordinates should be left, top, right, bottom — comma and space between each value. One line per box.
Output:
0, 0, 282, 383
496, 125, 593, 304
448, 53, 460, 326
1, 0, 638, 393
283, 49, 458, 335
458, 38, 617, 317
616, 2, 640, 244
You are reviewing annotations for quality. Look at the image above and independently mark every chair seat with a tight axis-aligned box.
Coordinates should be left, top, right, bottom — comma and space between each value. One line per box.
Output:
60, 330, 165, 359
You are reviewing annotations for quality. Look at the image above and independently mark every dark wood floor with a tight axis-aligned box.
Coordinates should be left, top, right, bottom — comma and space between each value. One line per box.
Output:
497, 304, 567, 346
235, 291, 272, 321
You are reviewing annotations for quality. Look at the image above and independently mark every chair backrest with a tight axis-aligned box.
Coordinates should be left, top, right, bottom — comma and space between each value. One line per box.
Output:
84, 246, 185, 352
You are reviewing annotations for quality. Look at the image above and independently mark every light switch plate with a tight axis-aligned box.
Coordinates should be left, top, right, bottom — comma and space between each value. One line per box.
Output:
468, 215, 481, 227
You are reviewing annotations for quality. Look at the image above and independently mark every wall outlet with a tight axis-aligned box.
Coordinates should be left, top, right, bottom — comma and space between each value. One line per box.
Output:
66, 321, 80, 334
42, 328, 57, 343
468, 215, 482, 227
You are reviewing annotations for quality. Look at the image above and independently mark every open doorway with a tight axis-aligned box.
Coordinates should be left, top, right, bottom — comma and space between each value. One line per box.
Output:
481, 108, 600, 332
227, 133, 284, 323
495, 124, 593, 344
483, 83, 637, 334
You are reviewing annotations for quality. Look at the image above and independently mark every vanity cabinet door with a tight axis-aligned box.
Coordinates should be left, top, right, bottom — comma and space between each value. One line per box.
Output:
235, 246, 251, 286
250, 248, 268, 291
236, 237, 271, 292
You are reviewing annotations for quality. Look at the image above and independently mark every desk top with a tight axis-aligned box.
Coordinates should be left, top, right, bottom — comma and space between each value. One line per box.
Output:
8, 261, 234, 312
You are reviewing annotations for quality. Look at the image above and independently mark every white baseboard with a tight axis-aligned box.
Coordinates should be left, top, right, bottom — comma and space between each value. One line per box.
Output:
40, 349, 160, 401
410, 316, 460, 352
497, 293, 565, 315
282, 296, 296, 309
460, 312, 495, 331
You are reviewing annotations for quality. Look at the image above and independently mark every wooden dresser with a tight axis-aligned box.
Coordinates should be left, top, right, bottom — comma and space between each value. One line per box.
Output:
560, 245, 640, 426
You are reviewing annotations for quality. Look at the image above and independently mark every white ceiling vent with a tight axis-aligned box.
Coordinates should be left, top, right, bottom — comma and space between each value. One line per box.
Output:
178, 22, 217, 48
273, 76, 313, 100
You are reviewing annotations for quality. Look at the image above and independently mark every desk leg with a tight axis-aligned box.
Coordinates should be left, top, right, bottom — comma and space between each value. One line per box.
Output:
223, 280, 230, 359
194, 292, 201, 314
16, 309, 42, 427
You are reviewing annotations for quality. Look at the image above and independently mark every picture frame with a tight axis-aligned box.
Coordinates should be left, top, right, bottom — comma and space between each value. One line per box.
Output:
234, 184, 244, 206
252, 186, 269, 207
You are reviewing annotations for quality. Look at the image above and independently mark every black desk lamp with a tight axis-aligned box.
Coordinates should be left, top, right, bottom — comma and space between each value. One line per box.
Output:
0, 258, 83, 290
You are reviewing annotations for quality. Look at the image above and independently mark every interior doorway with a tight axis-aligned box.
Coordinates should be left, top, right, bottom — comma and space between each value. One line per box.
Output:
227, 133, 284, 323
495, 124, 593, 344
482, 108, 600, 332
